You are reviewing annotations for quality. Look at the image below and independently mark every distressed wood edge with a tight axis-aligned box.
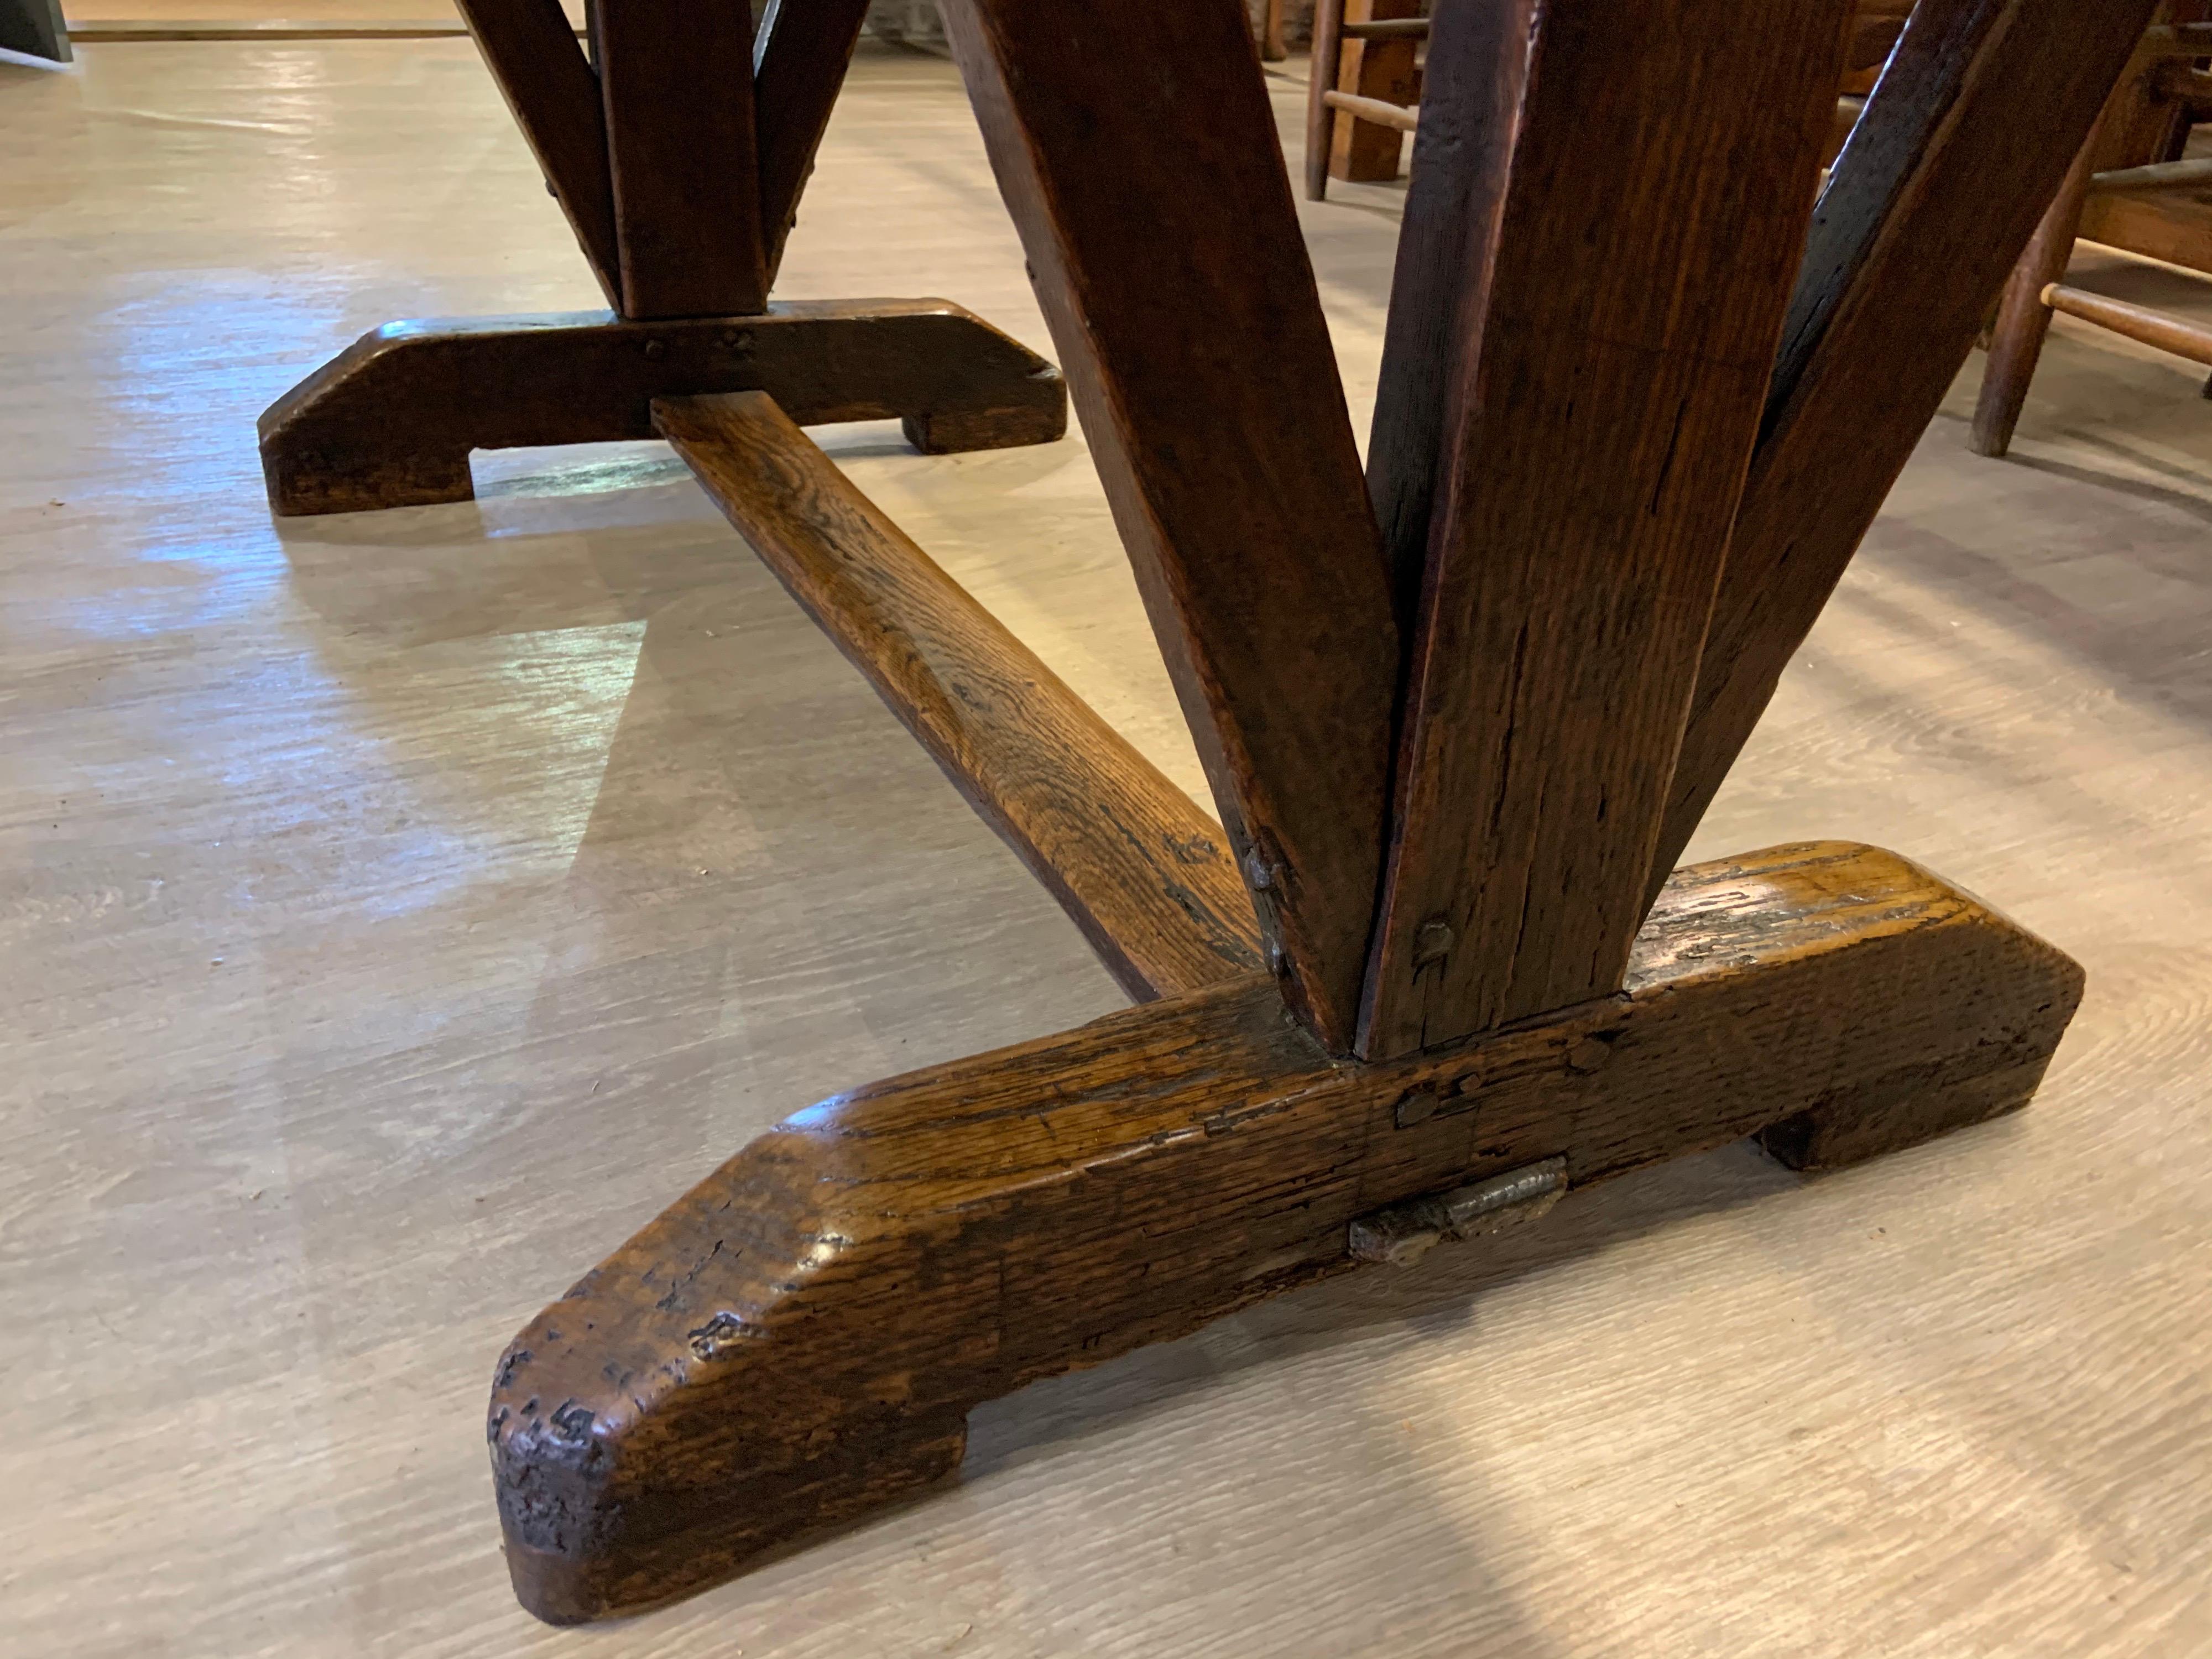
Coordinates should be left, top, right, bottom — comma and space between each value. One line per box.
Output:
654, 388, 1263, 999
254, 299, 1068, 517
487, 841, 2083, 1621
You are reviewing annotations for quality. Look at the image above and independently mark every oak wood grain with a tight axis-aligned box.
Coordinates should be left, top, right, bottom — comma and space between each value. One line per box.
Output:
596, 0, 768, 319
1650, 0, 2163, 896
753, 0, 873, 285
942, 0, 1400, 1051
455, 0, 623, 305
1361, 0, 1536, 622
258, 299, 1068, 515
1357, 0, 1856, 1059
656, 390, 1262, 1000
488, 842, 2085, 1620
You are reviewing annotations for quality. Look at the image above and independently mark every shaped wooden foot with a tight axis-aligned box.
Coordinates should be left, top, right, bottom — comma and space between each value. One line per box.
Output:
488, 841, 2082, 1623
256, 299, 1067, 517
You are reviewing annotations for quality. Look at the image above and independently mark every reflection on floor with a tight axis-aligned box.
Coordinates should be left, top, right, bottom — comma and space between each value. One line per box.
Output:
3, 37, 2211, 1659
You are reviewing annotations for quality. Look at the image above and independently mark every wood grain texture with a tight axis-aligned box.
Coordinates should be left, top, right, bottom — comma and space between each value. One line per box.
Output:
455, 0, 623, 304
488, 842, 2084, 1620
19, 46, 2212, 1659
942, 0, 1400, 1051
1650, 0, 2164, 896
656, 390, 1261, 999
1356, 0, 1856, 1059
257, 298, 1067, 514
1361, 0, 1536, 622
753, 0, 872, 283
596, 0, 767, 319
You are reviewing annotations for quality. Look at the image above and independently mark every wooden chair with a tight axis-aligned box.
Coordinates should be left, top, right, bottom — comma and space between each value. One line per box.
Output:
1971, 14, 2212, 456
257, 0, 2152, 1623
1302, 0, 1911, 202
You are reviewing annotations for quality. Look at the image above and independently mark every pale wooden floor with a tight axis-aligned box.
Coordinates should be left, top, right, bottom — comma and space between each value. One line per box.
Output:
4, 40, 2211, 1659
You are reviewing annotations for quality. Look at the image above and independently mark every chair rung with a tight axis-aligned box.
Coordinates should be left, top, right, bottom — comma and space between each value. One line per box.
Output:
1339, 17, 1428, 40
2042, 283, 2212, 368
1321, 90, 1419, 132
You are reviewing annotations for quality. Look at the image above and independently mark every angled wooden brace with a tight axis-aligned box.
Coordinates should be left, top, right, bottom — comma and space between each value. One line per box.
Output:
1646, 0, 2164, 892
1358, 0, 1859, 1057
941, 0, 1403, 1050
479, 0, 2093, 1623
259, 0, 1063, 515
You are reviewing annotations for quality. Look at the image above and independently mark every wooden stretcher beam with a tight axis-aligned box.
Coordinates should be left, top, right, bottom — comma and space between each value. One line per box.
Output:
656, 390, 1262, 1000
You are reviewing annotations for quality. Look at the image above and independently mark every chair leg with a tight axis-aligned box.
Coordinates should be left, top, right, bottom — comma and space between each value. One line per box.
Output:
1970, 123, 2101, 457
1304, 0, 1344, 200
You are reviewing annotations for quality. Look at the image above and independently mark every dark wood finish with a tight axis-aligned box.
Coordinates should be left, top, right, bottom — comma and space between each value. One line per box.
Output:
1357, 0, 1856, 1058
0, 0, 70, 61
488, 841, 2085, 1621
258, 299, 1068, 516
1845, 8, 1906, 75
942, 0, 1401, 1052
455, 0, 623, 306
2042, 283, 2212, 366
1361, 0, 1536, 622
596, 0, 767, 319
656, 390, 1262, 999
1648, 0, 2163, 900
1970, 129, 2103, 458
753, 0, 873, 283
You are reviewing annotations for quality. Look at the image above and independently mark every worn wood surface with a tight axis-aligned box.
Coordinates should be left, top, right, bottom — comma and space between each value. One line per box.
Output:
1361, 0, 1535, 621
1357, 0, 1854, 1058
943, 0, 1400, 1051
753, 0, 873, 283
13, 43, 2212, 1659
257, 299, 1067, 514
657, 390, 1260, 999
488, 842, 2084, 1620
595, 0, 766, 319
454, 0, 622, 303
1650, 0, 2164, 896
